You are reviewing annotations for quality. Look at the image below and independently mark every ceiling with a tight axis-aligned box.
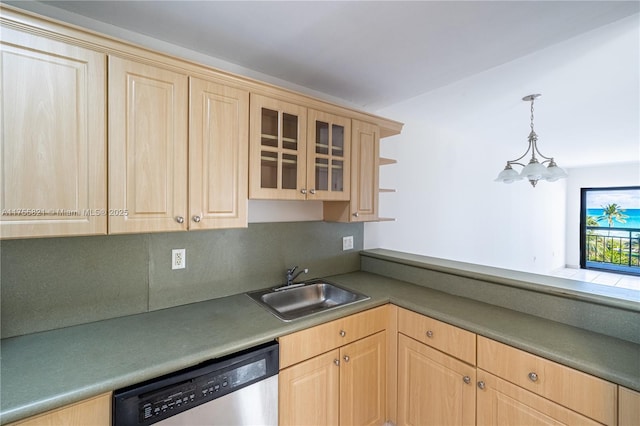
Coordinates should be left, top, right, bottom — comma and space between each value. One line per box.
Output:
36, 0, 640, 110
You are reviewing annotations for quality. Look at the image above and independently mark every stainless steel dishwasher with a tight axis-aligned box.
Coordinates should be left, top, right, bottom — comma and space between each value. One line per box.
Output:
113, 341, 278, 426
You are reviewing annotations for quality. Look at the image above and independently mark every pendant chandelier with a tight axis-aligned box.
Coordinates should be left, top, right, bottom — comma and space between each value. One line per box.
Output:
495, 94, 567, 187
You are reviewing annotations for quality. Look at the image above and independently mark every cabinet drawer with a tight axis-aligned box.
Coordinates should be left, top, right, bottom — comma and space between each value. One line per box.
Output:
8, 392, 111, 426
619, 386, 640, 426
398, 307, 476, 365
477, 336, 617, 425
279, 305, 388, 368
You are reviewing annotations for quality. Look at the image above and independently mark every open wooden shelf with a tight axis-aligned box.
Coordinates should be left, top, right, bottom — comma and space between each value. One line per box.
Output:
379, 157, 397, 166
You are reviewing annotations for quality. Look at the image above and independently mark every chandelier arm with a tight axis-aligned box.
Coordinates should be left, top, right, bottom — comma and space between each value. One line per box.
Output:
532, 143, 554, 162
506, 161, 528, 168
505, 139, 534, 164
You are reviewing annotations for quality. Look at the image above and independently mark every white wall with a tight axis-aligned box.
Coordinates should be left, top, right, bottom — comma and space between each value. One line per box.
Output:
366, 15, 639, 275
564, 163, 640, 268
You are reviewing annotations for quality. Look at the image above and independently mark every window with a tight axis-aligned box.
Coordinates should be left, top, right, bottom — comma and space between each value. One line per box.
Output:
580, 186, 640, 275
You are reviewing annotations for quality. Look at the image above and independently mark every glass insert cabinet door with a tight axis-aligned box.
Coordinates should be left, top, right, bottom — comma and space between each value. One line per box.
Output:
306, 110, 351, 201
249, 94, 307, 200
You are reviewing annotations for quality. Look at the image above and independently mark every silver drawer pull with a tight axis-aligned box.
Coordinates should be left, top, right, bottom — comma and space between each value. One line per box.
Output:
339, 330, 346, 337
343, 355, 350, 363
528, 372, 539, 382
176, 216, 184, 224
463, 376, 471, 384
334, 359, 340, 366
477, 381, 486, 390
192, 215, 201, 223
426, 330, 434, 338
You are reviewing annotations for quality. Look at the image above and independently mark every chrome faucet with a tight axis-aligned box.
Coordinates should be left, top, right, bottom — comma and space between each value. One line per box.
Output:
286, 266, 308, 286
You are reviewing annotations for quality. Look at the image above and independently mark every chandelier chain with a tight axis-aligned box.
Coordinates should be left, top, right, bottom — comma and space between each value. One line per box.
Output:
530, 97, 535, 133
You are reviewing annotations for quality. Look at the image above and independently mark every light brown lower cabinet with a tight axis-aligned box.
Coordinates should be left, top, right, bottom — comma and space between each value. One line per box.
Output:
619, 386, 640, 426
476, 372, 601, 425
7, 392, 111, 426
478, 336, 617, 425
278, 305, 389, 425
279, 323, 387, 426
397, 333, 476, 426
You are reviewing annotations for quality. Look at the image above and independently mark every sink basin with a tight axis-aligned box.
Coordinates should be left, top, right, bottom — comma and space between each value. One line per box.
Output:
247, 280, 370, 321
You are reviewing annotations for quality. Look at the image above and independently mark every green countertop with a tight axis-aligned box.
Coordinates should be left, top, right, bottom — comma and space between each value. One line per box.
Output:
1, 271, 639, 424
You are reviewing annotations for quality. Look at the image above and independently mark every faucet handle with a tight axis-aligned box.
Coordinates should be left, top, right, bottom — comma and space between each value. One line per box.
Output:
287, 266, 298, 275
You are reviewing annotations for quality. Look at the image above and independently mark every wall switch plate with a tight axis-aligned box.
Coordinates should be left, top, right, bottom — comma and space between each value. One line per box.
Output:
172, 249, 186, 270
342, 236, 354, 251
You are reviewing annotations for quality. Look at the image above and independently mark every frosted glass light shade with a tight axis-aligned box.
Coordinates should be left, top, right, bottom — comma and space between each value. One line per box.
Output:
520, 161, 550, 181
494, 167, 522, 183
546, 164, 568, 182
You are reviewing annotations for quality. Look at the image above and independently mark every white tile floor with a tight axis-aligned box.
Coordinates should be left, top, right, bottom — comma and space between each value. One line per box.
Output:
551, 267, 640, 291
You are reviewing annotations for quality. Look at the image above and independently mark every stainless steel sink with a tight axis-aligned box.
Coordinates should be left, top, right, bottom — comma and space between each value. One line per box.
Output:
247, 280, 369, 321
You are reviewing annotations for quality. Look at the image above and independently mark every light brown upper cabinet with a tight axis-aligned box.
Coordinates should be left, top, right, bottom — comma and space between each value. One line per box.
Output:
108, 56, 189, 234
324, 120, 380, 222
306, 110, 351, 201
189, 77, 248, 229
0, 27, 107, 239
1, 6, 402, 237
250, 98, 352, 201
109, 58, 248, 234
249, 94, 307, 200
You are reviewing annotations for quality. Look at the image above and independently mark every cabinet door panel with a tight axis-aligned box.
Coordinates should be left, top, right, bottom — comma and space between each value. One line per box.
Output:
0, 27, 106, 238
477, 372, 601, 426
350, 120, 379, 221
307, 110, 351, 201
108, 56, 188, 234
398, 334, 475, 426
619, 387, 640, 426
279, 350, 339, 426
340, 331, 387, 426
249, 94, 307, 200
189, 77, 248, 229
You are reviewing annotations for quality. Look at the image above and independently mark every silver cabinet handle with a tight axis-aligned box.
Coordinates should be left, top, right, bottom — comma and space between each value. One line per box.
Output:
310, 189, 316, 194
192, 216, 201, 223
426, 330, 434, 338
477, 381, 486, 390
353, 212, 359, 217
528, 372, 539, 382
334, 359, 340, 366
463, 376, 471, 385
301, 189, 307, 194
339, 330, 346, 337
343, 355, 350, 363
176, 216, 184, 224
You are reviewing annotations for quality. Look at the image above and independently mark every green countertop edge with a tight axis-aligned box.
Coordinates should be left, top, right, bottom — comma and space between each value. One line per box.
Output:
2, 271, 639, 424
361, 248, 640, 311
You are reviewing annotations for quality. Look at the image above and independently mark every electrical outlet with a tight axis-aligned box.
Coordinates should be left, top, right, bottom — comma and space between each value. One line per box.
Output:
172, 249, 186, 270
342, 235, 354, 251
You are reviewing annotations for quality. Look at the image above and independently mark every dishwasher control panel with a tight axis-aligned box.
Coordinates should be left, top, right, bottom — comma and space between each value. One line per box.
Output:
113, 341, 279, 426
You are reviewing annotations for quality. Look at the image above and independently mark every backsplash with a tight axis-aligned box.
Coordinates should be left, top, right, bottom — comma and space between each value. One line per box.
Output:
1, 221, 363, 338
